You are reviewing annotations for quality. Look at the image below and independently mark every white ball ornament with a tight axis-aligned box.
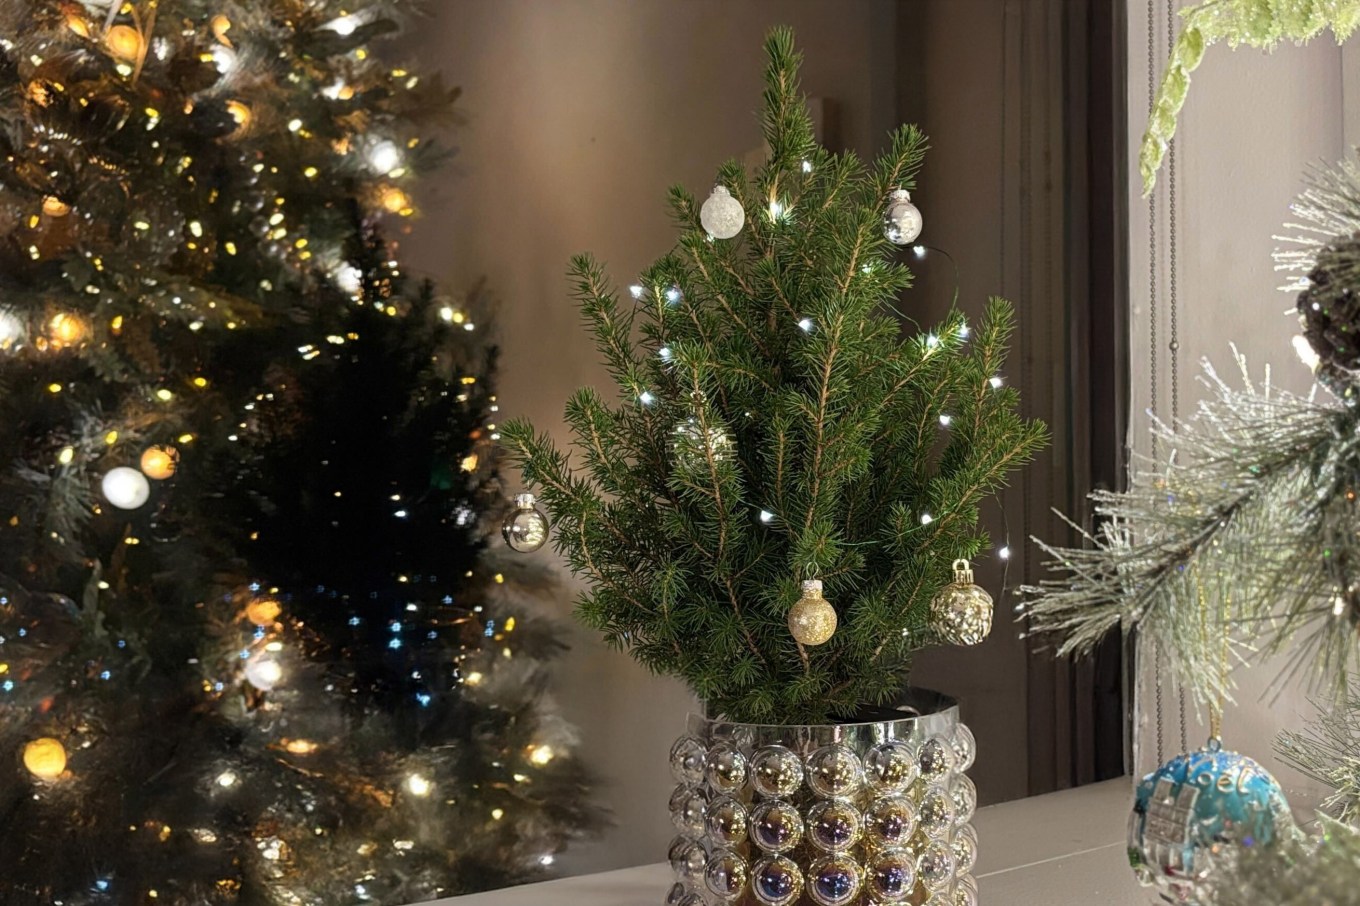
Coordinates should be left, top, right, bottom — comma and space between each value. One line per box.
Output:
101, 466, 151, 510
700, 186, 745, 240
883, 188, 923, 245
244, 654, 284, 691
365, 139, 403, 176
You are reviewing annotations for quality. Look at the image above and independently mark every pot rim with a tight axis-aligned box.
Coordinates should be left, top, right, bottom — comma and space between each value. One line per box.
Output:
692, 687, 960, 734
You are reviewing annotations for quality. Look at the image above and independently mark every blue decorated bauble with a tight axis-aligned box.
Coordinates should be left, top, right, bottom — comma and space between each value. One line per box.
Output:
1128, 738, 1292, 901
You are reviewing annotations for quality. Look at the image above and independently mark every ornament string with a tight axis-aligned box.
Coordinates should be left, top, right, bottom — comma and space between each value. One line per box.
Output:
1197, 582, 1231, 742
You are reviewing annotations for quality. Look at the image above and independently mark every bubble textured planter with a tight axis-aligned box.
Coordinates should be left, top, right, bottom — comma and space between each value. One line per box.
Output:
665, 690, 978, 906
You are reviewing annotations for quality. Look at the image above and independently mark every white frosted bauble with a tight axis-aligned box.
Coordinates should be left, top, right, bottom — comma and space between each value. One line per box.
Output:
244, 655, 283, 691
101, 467, 151, 510
700, 186, 746, 240
366, 140, 403, 176
0, 310, 24, 349
883, 189, 923, 245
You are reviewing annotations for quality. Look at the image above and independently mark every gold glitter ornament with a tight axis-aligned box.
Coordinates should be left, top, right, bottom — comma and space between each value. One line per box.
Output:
930, 559, 993, 646
787, 579, 837, 646
23, 737, 67, 780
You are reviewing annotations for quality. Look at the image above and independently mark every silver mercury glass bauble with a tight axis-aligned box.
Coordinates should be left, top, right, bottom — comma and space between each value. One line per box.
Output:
864, 740, 918, 794
670, 736, 707, 784
704, 849, 748, 902
751, 855, 804, 906
750, 745, 804, 798
930, 559, 994, 646
705, 795, 749, 846
705, 742, 748, 794
882, 188, 923, 245
502, 493, 551, 552
865, 847, 915, 903
750, 799, 804, 853
807, 854, 863, 906
700, 185, 746, 239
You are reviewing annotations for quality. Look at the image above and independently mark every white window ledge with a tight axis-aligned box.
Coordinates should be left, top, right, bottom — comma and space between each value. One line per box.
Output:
429, 779, 1147, 906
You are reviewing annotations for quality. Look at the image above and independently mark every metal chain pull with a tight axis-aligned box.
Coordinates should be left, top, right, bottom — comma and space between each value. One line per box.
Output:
1147, 0, 1165, 764
1167, 0, 1188, 755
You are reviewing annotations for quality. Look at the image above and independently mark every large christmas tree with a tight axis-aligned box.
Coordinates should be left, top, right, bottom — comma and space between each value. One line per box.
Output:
0, 2, 597, 904
505, 30, 1046, 725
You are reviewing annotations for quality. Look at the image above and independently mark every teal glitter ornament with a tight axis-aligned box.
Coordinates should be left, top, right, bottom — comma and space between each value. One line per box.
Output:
1128, 738, 1292, 901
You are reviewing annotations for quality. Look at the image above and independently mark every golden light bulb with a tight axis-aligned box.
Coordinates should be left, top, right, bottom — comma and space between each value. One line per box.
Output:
23, 737, 67, 780
66, 14, 90, 37
245, 597, 282, 626
405, 773, 432, 797
380, 186, 410, 214
283, 739, 317, 755
527, 744, 556, 766
225, 100, 252, 133
48, 312, 87, 347
105, 24, 145, 63
42, 196, 70, 217
139, 445, 178, 480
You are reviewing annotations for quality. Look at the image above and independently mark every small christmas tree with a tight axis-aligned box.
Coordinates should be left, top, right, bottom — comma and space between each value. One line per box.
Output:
0, 2, 597, 903
505, 29, 1045, 725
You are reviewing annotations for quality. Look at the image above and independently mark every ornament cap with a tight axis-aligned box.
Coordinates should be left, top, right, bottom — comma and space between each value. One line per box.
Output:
514, 492, 537, 510
889, 188, 911, 202
801, 579, 823, 596
951, 559, 974, 583
711, 185, 732, 197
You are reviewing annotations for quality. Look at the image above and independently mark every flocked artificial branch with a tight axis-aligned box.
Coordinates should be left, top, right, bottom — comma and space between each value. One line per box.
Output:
1024, 156, 1360, 712
1277, 676, 1360, 825
1140, 0, 1360, 195
1202, 817, 1360, 905
504, 28, 1045, 725
1022, 353, 1360, 710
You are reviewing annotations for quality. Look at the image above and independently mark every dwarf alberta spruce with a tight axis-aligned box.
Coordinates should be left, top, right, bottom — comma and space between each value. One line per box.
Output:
504, 28, 1046, 724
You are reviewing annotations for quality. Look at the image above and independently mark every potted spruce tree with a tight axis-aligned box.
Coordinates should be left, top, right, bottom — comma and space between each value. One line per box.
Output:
504, 29, 1045, 906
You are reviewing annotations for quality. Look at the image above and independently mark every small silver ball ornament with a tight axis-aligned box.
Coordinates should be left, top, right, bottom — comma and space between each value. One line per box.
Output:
883, 188, 923, 245
700, 185, 746, 239
502, 493, 550, 553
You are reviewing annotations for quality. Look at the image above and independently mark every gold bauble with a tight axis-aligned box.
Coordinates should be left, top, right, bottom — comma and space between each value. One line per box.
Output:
42, 196, 70, 217
245, 597, 282, 626
224, 100, 252, 134
105, 24, 145, 63
23, 737, 67, 780
48, 312, 87, 347
930, 559, 993, 646
380, 186, 410, 214
139, 445, 179, 480
788, 579, 837, 646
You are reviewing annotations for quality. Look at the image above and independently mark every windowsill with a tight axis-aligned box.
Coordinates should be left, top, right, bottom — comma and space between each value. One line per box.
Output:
430, 778, 1147, 905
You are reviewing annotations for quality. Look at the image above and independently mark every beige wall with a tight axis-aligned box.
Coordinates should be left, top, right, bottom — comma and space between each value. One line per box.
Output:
888, 0, 1033, 808
401, 0, 898, 873
1127, 4, 1345, 807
